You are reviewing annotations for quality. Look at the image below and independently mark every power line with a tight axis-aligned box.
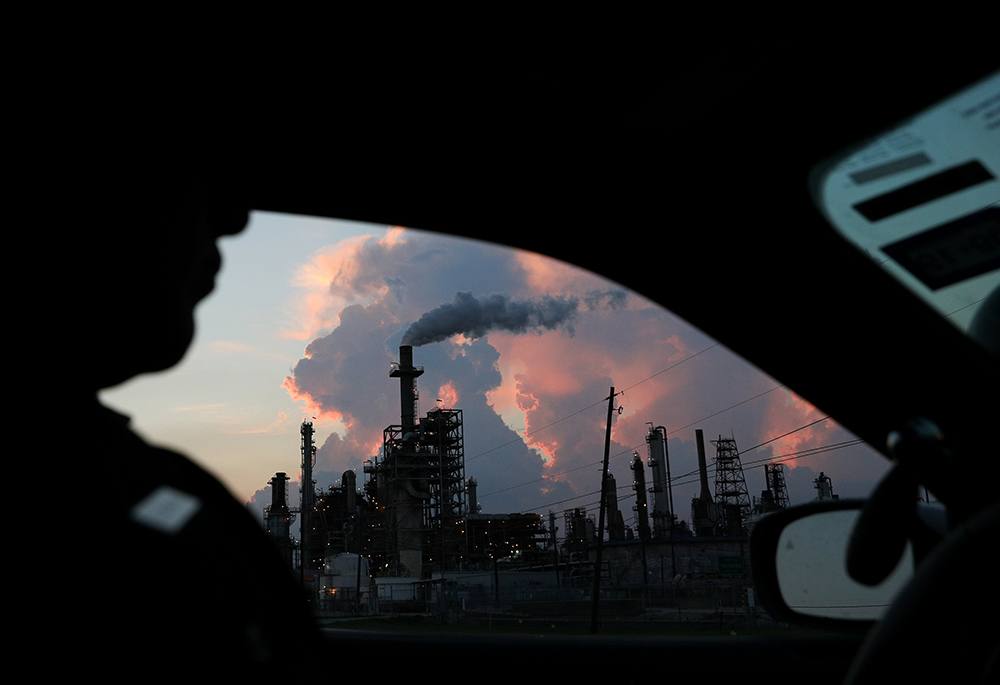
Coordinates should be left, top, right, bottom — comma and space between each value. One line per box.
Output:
470, 338, 851, 513
619, 342, 721, 392
668, 439, 866, 490
668, 416, 831, 482
660, 385, 786, 439
523, 437, 866, 518
478, 383, 797, 501
465, 342, 722, 464
737, 416, 831, 455
483, 414, 859, 513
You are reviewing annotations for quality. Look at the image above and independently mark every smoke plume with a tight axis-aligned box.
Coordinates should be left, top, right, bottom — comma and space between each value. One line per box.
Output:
401, 289, 626, 347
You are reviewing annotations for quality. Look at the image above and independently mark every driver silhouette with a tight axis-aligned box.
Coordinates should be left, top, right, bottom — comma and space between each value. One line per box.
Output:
61, 154, 330, 677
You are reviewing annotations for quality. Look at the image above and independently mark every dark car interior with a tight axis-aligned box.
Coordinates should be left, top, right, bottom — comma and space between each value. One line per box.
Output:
94, 30, 997, 683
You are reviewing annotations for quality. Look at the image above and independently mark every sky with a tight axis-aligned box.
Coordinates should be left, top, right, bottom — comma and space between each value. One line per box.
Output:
100, 211, 893, 533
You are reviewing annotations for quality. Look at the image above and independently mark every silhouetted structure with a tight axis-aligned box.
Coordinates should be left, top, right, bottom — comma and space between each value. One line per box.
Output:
712, 435, 751, 535
363, 345, 467, 577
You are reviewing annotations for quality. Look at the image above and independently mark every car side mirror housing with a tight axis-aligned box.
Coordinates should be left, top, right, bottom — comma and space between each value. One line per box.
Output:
750, 499, 914, 632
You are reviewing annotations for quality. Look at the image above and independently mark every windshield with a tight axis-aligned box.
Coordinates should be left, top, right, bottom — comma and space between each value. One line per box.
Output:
101, 213, 894, 632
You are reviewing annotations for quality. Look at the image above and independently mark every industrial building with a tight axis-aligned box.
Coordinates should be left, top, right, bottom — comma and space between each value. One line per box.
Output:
262, 345, 798, 625
368, 345, 468, 578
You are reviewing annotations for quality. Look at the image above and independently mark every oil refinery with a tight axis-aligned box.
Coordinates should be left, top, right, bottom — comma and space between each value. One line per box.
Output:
262, 345, 833, 625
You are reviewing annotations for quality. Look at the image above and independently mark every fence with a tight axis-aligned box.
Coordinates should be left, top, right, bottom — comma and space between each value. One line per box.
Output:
316, 576, 766, 630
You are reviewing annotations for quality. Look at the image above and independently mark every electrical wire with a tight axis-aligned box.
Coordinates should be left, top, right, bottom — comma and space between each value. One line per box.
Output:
486, 418, 865, 518
464, 342, 722, 464
526, 437, 866, 519
466, 335, 861, 516
477, 382, 793, 501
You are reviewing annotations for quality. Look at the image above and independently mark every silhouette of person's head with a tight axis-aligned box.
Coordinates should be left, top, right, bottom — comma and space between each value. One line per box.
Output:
65, 153, 248, 393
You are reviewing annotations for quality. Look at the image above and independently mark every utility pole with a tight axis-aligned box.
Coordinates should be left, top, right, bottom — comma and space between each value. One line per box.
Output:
591, 387, 617, 634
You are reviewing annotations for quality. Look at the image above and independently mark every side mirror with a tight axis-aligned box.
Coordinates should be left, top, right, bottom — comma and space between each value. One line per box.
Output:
750, 499, 914, 631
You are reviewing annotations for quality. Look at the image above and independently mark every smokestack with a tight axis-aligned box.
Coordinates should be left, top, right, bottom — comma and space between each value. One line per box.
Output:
467, 477, 478, 514
696, 429, 713, 502
390, 345, 424, 433
342, 470, 357, 511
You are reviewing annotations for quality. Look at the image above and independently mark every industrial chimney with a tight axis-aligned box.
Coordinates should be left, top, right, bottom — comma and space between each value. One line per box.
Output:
696, 429, 712, 503
691, 429, 720, 536
467, 477, 479, 514
390, 345, 424, 434
342, 470, 357, 511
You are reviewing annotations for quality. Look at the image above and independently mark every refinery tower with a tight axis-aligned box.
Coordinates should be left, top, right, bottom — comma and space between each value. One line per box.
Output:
364, 345, 466, 578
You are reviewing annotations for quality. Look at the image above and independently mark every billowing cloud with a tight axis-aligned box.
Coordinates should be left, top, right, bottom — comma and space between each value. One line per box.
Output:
274, 226, 890, 526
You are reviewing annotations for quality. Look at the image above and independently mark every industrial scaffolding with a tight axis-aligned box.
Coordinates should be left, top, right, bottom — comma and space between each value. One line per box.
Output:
372, 407, 467, 576
712, 435, 752, 534
764, 463, 790, 509
364, 345, 468, 578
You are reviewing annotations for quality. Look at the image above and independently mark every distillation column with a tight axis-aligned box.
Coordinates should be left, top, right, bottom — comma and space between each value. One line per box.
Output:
387, 345, 427, 578
265, 472, 293, 568
646, 425, 673, 538
300, 421, 317, 569
631, 452, 651, 541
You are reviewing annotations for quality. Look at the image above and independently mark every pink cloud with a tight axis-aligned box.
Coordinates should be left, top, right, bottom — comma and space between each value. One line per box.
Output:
283, 228, 410, 341
437, 380, 459, 409
275, 226, 890, 517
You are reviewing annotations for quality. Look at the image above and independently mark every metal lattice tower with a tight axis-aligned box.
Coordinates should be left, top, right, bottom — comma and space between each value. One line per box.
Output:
711, 435, 751, 533
417, 407, 466, 571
